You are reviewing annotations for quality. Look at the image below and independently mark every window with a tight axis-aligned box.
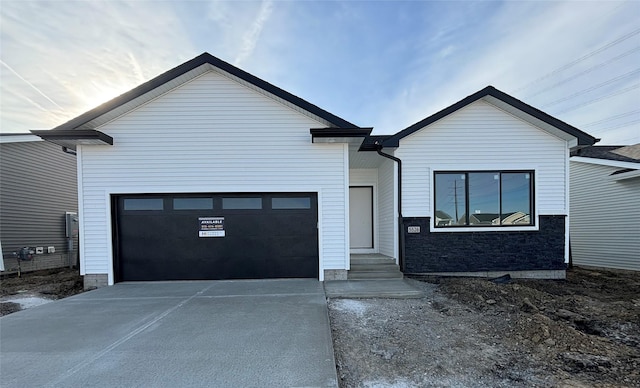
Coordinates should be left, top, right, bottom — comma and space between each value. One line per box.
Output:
434, 171, 533, 227
173, 198, 213, 210
222, 197, 262, 210
272, 197, 311, 209
123, 198, 164, 211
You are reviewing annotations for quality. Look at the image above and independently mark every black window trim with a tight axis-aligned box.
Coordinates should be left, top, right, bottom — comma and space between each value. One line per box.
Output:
434, 170, 536, 229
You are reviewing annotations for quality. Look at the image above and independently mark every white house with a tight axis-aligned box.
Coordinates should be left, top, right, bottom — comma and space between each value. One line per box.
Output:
570, 145, 640, 271
33, 53, 598, 288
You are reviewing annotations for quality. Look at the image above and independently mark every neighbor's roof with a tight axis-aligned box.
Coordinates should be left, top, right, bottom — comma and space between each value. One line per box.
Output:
382, 86, 599, 148
571, 145, 640, 163
42, 52, 358, 132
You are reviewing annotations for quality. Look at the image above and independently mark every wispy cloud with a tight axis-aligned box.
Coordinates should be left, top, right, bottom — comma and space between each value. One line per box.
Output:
234, 0, 273, 66
1, 59, 65, 111
0, 0, 637, 144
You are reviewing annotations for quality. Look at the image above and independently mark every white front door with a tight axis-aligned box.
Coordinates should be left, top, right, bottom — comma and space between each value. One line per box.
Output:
349, 186, 373, 249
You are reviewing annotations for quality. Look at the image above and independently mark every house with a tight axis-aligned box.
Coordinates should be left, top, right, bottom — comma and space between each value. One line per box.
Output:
372, 86, 597, 278
569, 144, 640, 271
0, 134, 79, 274
32, 53, 598, 288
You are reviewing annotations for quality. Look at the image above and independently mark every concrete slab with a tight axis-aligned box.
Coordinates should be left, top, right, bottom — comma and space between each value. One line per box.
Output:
323, 279, 424, 299
0, 280, 338, 388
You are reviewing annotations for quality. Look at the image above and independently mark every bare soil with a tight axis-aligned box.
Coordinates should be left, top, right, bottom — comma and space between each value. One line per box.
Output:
2, 267, 638, 387
328, 267, 640, 387
0, 268, 84, 316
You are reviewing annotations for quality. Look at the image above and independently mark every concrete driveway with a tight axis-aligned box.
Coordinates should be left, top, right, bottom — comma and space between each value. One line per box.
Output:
0, 279, 338, 388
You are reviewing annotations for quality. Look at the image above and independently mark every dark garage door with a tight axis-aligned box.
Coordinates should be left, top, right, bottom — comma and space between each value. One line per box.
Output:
113, 193, 319, 282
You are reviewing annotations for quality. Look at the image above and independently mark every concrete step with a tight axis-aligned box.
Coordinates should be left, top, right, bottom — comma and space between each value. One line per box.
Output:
348, 271, 404, 280
350, 263, 400, 271
350, 257, 396, 265
324, 279, 424, 299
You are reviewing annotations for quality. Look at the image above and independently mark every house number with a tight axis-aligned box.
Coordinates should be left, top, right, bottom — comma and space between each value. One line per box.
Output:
407, 226, 420, 233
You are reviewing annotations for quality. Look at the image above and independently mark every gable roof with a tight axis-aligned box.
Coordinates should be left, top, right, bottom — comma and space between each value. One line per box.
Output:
571, 145, 640, 163
382, 86, 599, 148
44, 52, 358, 132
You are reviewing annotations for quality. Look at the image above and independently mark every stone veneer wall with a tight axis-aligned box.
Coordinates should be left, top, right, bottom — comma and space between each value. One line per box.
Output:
403, 215, 566, 273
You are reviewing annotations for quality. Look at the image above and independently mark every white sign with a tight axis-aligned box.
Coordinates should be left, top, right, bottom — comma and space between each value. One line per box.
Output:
199, 217, 225, 237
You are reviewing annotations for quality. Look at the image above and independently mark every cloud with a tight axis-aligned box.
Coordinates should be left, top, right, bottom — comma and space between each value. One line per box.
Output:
0, 0, 195, 132
234, 0, 273, 66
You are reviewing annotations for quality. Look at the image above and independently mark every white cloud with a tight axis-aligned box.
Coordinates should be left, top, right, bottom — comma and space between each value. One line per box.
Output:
0, 0, 195, 132
234, 0, 274, 66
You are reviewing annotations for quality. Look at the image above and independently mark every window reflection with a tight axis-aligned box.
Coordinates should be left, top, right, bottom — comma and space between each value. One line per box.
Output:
434, 171, 533, 227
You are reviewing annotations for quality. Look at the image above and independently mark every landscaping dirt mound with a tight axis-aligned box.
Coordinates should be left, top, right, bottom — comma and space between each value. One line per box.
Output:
328, 267, 639, 387
0, 268, 84, 316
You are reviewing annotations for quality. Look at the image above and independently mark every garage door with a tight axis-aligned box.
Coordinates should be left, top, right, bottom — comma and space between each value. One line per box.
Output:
113, 193, 318, 282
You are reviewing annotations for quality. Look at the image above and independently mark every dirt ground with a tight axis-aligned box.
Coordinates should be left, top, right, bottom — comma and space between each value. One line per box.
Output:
2, 267, 638, 387
328, 267, 640, 387
0, 268, 84, 316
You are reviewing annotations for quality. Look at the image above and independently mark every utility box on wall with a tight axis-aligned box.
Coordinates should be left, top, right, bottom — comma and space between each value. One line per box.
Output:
65, 212, 79, 239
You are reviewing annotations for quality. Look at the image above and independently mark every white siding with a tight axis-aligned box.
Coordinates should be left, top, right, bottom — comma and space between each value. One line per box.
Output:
78, 71, 348, 281
570, 161, 640, 271
378, 159, 397, 259
395, 100, 569, 218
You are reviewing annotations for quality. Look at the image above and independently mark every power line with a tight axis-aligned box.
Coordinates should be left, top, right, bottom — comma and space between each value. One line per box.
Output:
582, 109, 640, 127
553, 83, 640, 115
540, 68, 640, 108
515, 27, 640, 93
524, 47, 640, 99
593, 118, 640, 133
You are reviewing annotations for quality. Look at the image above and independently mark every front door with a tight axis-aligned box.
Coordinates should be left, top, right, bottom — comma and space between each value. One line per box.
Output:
349, 186, 373, 249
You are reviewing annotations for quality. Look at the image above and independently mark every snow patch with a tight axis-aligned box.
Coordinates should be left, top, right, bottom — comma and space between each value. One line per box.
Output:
332, 299, 369, 317
363, 380, 414, 388
1, 295, 55, 309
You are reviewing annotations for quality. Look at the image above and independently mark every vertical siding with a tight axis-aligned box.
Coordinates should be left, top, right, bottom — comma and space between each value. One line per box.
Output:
570, 161, 640, 271
378, 159, 396, 258
0, 141, 78, 268
395, 100, 568, 217
79, 71, 347, 278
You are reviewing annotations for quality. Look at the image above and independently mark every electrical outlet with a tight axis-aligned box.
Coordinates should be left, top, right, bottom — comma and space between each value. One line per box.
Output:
35, 247, 44, 254
47, 246, 55, 253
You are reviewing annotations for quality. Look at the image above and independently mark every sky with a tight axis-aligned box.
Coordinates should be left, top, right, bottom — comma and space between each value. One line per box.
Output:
1, 0, 639, 145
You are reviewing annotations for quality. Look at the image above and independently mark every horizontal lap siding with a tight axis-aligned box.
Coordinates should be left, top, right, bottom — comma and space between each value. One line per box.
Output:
378, 159, 396, 258
0, 141, 78, 263
570, 162, 640, 271
395, 101, 568, 217
79, 71, 346, 275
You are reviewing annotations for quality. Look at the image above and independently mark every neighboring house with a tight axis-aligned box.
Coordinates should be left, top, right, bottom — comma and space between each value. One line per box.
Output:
569, 144, 640, 271
0, 134, 79, 273
32, 53, 597, 288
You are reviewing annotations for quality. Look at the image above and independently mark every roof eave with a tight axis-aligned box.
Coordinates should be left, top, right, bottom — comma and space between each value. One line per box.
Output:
52, 52, 358, 132
310, 127, 372, 144
382, 86, 599, 149
31, 129, 113, 151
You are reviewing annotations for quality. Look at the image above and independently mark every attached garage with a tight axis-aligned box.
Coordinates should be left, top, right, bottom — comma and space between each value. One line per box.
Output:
113, 193, 319, 281
32, 52, 373, 288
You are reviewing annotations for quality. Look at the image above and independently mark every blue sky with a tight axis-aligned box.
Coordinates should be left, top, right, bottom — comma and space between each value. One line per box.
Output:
1, 0, 638, 144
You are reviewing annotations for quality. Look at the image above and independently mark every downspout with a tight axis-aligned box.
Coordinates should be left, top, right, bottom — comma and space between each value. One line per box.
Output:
375, 142, 404, 272
62, 146, 77, 156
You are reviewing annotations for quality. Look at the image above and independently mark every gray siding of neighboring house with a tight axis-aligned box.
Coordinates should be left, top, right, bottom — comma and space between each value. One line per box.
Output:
0, 139, 78, 273
570, 161, 640, 271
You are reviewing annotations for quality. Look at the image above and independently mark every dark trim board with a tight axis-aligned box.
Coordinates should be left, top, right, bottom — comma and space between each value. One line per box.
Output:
47, 53, 358, 132
382, 86, 598, 148
112, 192, 319, 282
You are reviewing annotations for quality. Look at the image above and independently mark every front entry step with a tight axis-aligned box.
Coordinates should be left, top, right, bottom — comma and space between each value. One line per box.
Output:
348, 255, 404, 280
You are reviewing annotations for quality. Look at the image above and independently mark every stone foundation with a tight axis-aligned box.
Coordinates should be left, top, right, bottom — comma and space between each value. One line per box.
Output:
323, 269, 348, 281
83, 274, 109, 290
